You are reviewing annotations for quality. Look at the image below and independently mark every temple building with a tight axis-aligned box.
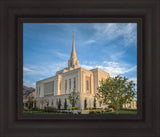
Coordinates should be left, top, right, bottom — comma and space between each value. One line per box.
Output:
35, 33, 110, 109
34, 33, 137, 110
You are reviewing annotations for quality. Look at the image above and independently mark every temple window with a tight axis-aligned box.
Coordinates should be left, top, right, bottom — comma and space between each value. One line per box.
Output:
69, 79, 71, 89
65, 80, 67, 93
86, 80, 89, 90
73, 77, 76, 89
52, 81, 54, 93
39, 87, 40, 96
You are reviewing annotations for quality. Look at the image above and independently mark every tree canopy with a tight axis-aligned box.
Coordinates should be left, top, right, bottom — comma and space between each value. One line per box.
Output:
96, 75, 136, 114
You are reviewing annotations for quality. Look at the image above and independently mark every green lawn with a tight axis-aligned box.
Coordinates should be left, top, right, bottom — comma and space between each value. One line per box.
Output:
23, 111, 63, 114
104, 111, 137, 114
23, 110, 137, 114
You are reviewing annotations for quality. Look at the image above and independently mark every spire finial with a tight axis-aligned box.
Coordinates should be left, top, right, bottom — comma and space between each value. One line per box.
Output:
73, 32, 75, 38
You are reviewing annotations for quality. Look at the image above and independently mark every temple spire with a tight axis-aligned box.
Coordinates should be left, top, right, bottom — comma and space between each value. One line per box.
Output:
71, 32, 77, 59
68, 33, 79, 69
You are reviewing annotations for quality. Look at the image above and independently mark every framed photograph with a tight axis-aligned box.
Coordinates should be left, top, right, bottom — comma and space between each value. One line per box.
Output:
0, 0, 160, 137
22, 22, 138, 116
19, 19, 141, 120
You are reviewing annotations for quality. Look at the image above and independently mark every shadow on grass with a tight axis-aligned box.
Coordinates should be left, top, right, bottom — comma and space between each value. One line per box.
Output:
23, 111, 63, 114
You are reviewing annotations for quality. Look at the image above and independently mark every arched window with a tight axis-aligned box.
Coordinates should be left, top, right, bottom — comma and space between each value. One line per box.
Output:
52, 81, 54, 93
69, 79, 71, 90
73, 77, 76, 89
39, 87, 40, 96
86, 80, 89, 90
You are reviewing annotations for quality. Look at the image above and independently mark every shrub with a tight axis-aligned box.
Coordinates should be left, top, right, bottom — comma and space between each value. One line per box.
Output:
89, 111, 96, 114
31, 107, 39, 111
109, 108, 114, 112
101, 110, 105, 113
67, 112, 73, 114
45, 107, 57, 112
85, 107, 92, 110
89, 109, 105, 114
23, 108, 28, 112
95, 110, 102, 113
71, 107, 79, 110
39, 109, 45, 112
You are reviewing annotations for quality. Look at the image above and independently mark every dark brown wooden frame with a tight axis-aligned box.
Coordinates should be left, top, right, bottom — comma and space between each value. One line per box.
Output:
0, 0, 160, 137
17, 18, 142, 120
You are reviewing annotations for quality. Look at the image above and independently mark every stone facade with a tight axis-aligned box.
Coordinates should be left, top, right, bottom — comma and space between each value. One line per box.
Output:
123, 100, 137, 109
35, 67, 110, 109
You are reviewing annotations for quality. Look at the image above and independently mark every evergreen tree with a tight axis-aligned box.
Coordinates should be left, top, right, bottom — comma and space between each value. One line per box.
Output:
93, 97, 96, 108
84, 99, 87, 109
64, 98, 68, 110
58, 98, 61, 110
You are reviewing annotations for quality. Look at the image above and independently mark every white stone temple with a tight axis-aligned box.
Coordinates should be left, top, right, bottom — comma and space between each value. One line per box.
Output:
35, 33, 110, 109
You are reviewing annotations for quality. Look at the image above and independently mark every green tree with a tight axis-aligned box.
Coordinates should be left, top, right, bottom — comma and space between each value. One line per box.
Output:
27, 96, 33, 111
64, 98, 68, 110
96, 75, 136, 114
24, 102, 28, 108
93, 97, 96, 108
56, 99, 58, 109
51, 99, 54, 106
33, 99, 37, 108
84, 98, 87, 109
68, 89, 79, 107
58, 98, 61, 110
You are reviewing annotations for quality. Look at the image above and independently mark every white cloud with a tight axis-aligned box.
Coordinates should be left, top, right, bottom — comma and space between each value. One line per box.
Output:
80, 61, 137, 77
128, 77, 137, 84
84, 39, 96, 45
23, 62, 67, 77
23, 67, 33, 72
93, 23, 137, 47
81, 65, 94, 70
109, 51, 126, 61
52, 51, 69, 59
24, 60, 137, 88
23, 80, 36, 88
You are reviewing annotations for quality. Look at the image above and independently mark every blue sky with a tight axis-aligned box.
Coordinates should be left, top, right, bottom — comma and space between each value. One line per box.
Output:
23, 23, 137, 88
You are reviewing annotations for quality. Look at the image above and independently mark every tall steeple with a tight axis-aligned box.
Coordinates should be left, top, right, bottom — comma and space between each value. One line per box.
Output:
68, 33, 79, 69
71, 33, 77, 59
